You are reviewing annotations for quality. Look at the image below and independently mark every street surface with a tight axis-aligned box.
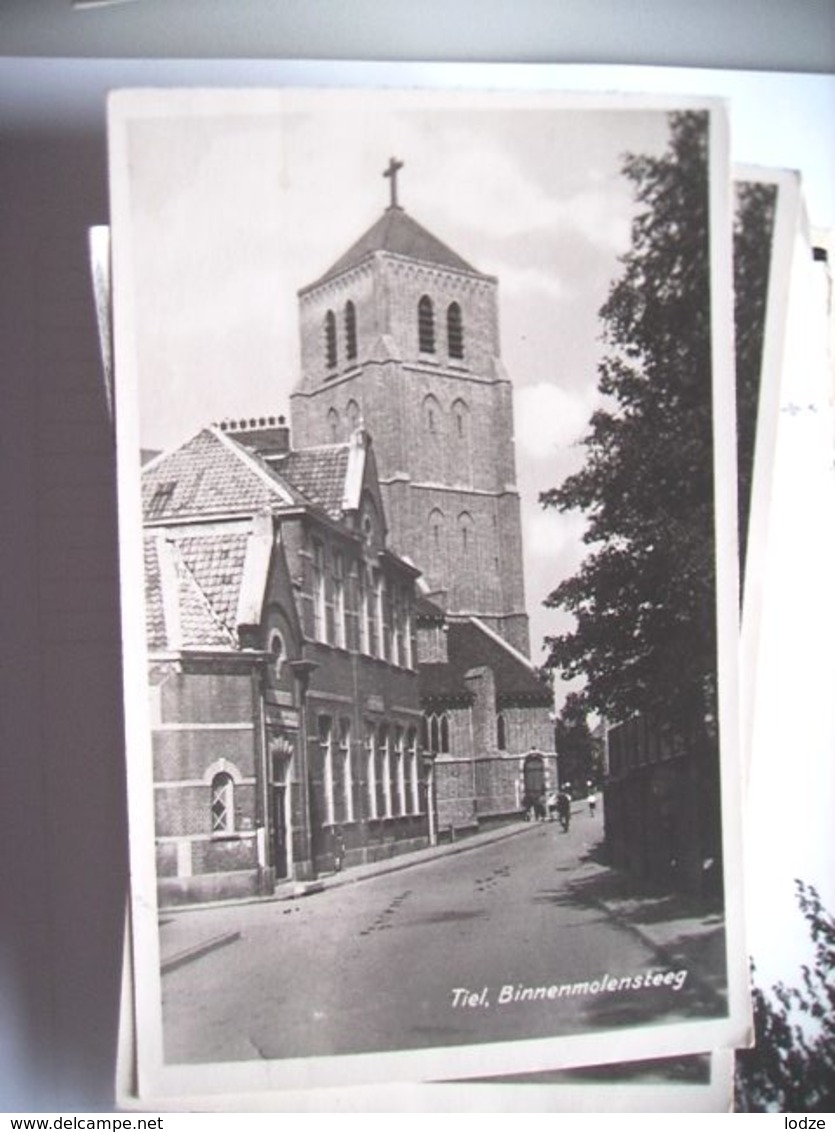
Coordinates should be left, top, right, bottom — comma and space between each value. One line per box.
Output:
159, 810, 724, 1063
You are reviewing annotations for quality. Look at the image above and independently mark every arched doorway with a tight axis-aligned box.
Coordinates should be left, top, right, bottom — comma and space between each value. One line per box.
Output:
522, 752, 546, 815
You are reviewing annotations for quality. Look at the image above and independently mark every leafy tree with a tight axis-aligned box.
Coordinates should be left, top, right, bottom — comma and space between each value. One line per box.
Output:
541, 111, 716, 737
735, 881, 835, 1112
554, 692, 603, 792
734, 180, 778, 592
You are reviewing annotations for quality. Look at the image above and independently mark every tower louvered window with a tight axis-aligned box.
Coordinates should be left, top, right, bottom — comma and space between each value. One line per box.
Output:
345, 300, 357, 361
325, 310, 338, 371
418, 295, 435, 354
447, 301, 464, 359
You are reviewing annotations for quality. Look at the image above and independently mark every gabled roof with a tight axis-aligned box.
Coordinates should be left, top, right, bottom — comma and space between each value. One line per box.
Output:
419, 617, 552, 708
145, 531, 246, 651
270, 445, 352, 520
142, 427, 298, 522
306, 207, 478, 290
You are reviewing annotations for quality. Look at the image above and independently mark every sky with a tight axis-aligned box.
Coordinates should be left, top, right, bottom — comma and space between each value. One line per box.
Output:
123, 89, 681, 680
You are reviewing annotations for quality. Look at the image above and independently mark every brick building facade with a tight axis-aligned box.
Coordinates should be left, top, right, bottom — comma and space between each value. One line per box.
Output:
143, 167, 557, 904
143, 424, 430, 905
417, 600, 555, 836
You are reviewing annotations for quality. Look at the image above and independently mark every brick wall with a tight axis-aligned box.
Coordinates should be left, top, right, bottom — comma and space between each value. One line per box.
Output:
503, 703, 554, 758
435, 757, 477, 832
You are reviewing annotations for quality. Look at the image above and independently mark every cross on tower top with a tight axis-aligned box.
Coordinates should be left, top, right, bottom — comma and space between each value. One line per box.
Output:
383, 156, 404, 210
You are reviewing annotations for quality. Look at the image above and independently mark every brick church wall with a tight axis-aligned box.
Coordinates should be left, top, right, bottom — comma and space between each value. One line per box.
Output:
434, 758, 477, 835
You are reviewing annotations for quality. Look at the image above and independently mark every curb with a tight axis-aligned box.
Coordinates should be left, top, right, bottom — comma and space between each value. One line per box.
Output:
161, 930, 241, 974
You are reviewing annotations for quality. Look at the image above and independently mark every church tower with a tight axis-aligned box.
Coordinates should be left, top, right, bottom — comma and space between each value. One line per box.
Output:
291, 159, 531, 656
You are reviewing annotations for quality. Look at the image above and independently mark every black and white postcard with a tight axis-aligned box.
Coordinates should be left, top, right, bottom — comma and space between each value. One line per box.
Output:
109, 87, 749, 1100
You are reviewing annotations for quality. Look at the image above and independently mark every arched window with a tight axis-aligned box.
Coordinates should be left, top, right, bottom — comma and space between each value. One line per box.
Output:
338, 718, 353, 823
327, 406, 340, 442
346, 399, 361, 433
345, 300, 357, 361
365, 726, 377, 818
422, 393, 442, 438
268, 629, 285, 681
447, 301, 464, 359
325, 310, 338, 371
429, 508, 445, 548
318, 715, 335, 826
312, 539, 326, 642
376, 726, 390, 818
407, 729, 420, 814
423, 711, 450, 755
459, 511, 474, 554
457, 512, 476, 606
451, 398, 472, 486
418, 295, 435, 354
211, 772, 234, 833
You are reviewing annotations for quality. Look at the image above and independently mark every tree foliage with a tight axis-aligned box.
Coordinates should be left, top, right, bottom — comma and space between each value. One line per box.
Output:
554, 692, 603, 792
541, 112, 717, 732
734, 180, 778, 591
735, 881, 835, 1112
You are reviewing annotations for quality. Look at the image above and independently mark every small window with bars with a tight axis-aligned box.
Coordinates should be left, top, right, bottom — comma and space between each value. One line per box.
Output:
211, 772, 234, 833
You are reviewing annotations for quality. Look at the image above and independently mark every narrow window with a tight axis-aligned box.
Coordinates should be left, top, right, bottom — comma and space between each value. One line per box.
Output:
425, 711, 450, 755
376, 727, 390, 818
211, 773, 234, 833
366, 727, 377, 819
447, 301, 463, 359
359, 567, 370, 655
268, 629, 285, 681
312, 540, 326, 641
327, 407, 340, 442
319, 716, 335, 826
339, 719, 353, 823
366, 569, 378, 657
333, 551, 345, 649
497, 712, 507, 751
393, 728, 405, 816
345, 300, 357, 361
418, 295, 435, 354
325, 310, 338, 371
391, 586, 405, 667
380, 576, 392, 662
407, 729, 420, 814
403, 598, 414, 669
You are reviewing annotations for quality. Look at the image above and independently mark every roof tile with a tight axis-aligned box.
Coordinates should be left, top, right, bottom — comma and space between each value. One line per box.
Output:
309, 208, 478, 289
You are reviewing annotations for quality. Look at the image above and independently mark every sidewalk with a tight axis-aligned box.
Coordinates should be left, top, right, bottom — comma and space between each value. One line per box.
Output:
558, 841, 728, 1008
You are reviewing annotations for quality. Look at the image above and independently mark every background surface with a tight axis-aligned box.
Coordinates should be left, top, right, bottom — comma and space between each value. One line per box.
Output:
1, 1, 834, 1111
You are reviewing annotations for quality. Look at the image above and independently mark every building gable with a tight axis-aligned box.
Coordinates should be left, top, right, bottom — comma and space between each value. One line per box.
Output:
143, 427, 296, 524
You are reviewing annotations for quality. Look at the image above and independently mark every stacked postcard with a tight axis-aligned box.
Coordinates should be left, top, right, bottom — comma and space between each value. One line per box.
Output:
103, 81, 834, 1113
